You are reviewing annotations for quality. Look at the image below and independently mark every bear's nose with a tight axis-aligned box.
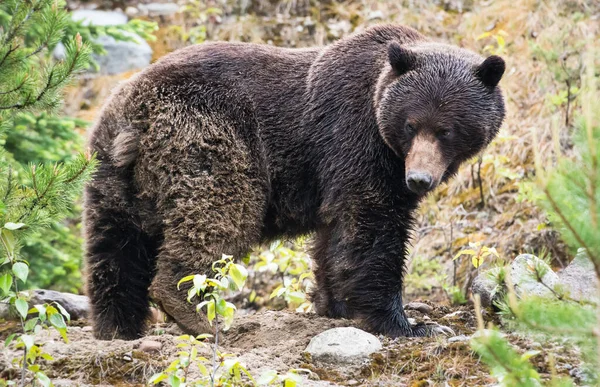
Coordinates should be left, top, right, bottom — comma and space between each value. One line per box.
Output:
406, 171, 433, 195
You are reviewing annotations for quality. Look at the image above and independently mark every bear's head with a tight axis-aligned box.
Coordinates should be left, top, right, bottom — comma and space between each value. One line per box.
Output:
375, 41, 506, 196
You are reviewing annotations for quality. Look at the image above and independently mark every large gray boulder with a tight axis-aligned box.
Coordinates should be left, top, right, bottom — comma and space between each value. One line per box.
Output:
511, 254, 559, 298
471, 254, 558, 307
558, 248, 600, 303
55, 10, 152, 75
472, 251, 600, 307
0, 289, 89, 321
91, 32, 153, 75
305, 327, 382, 365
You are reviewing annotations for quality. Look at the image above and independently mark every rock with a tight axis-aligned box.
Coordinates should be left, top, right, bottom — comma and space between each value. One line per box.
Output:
511, 254, 559, 298
91, 32, 153, 75
472, 254, 561, 307
558, 248, 600, 303
405, 301, 433, 314
29, 289, 89, 320
448, 335, 470, 343
82, 326, 93, 332
305, 327, 382, 365
125, 6, 140, 17
138, 340, 163, 353
139, 3, 180, 17
71, 10, 128, 26
471, 268, 501, 307
54, 10, 152, 75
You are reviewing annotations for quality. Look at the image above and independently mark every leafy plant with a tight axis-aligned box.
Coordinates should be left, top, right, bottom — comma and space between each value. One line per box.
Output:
150, 255, 255, 386
249, 239, 313, 312
453, 241, 499, 269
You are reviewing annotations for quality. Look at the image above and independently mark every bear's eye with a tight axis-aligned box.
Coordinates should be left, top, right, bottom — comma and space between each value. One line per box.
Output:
439, 130, 451, 138
405, 123, 416, 134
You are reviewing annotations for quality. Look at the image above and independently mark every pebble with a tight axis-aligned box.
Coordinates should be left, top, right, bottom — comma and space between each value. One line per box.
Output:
139, 340, 163, 354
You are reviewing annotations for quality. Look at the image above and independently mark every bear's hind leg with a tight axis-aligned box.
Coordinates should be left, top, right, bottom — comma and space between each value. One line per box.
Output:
85, 165, 160, 340
140, 108, 268, 336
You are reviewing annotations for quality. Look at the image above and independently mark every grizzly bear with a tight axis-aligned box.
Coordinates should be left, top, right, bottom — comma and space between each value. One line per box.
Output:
84, 24, 505, 340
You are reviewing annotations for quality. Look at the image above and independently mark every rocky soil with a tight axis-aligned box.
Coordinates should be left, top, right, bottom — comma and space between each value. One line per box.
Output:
0, 297, 586, 386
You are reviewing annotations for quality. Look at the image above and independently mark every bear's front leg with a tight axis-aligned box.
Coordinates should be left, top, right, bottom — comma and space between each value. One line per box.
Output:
312, 217, 450, 337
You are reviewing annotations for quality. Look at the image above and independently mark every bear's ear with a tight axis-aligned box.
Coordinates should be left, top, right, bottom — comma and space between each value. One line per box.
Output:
475, 55, 505, 88
388, 42, 416, 76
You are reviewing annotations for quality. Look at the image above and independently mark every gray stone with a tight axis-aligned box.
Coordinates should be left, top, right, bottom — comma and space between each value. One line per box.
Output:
511, 254, 558, 298
138, 340, 163, 353
139, 3, 180, 17
71, 10, 128, 26
125, 6, 140, 18
471, 268, 502, 307
305, 327, 382, 365
55, 10, 152, 75
91, 32, 153, 74
29, 289, 90, 320
1, 290, 89, 321
405, 301, 433, 314
558, 248, 600, 303
472, 254, 566, 307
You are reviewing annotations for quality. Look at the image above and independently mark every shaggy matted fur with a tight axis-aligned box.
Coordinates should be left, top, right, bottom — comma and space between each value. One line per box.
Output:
84, 24, 505, 340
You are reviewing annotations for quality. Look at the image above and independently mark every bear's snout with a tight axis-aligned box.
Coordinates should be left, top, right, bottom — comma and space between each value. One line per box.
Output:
406, 171, 433, 195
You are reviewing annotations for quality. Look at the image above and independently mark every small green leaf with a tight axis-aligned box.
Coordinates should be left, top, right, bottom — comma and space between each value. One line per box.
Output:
24, 317, 39, 331
229, 264, 248, 290
15, 298, 29, 318
177, 275, 195, 289
12, 262, 29, 283
36, 372, 51, 387
4, 222, 25, 230
58, 328, 69, 343
472, 256, 483, 268
215, 297, 228, 316
148, 373, 168, 385
168, 374, 181, 387
0, 272, 11, 295
54, 302, 70, 321
49, 312, 67, 329
206, 300, 216, 323
198, 362, 209, 376
5, 333, 16, 347
453, 249, 476, 260
288, 291, 306, 304
35, 304, 47, 319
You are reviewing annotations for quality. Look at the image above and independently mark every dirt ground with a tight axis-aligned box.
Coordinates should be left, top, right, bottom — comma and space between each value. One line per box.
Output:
0, 301, 584, 386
